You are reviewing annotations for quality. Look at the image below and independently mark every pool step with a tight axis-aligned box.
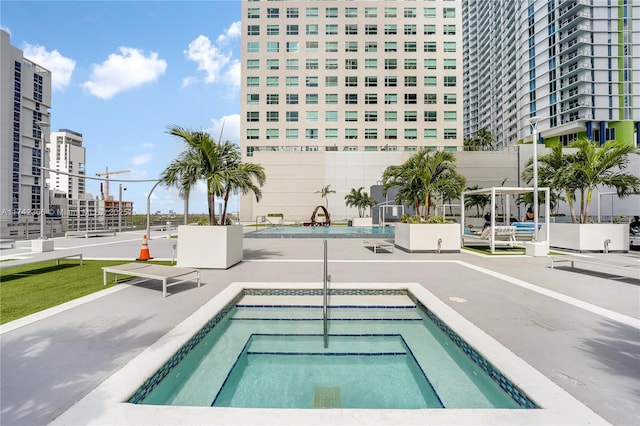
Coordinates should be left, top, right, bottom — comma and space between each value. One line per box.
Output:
233, 306, 421, 321
239, 294, 414, 307
314, 386, 342, 408
247, 334, 407, 354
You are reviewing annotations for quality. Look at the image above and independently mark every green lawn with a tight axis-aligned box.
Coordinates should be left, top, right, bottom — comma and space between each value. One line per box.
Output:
0, 260, 170, 325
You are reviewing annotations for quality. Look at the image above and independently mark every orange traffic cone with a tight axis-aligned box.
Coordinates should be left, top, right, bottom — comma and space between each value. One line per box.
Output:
136, 234, 153, 261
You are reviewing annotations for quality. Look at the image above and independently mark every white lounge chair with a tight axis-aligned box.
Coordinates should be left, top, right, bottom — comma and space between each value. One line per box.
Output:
463, 226, 517, 247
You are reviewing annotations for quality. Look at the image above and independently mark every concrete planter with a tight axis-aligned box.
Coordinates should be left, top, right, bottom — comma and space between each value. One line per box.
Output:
351, 217, 373, 226
31, 239, 54, 252
549, 223, 629, 252
395, 223, 460, 253
177, 224, 243, 269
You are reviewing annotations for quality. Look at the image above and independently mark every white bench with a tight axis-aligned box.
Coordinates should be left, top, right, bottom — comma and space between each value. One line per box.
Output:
66, 229, 117, 238
0, 250, 83, 270
549, 256, 640, 280
363, 239, 395, 253
102, 262, 200, 297
0, 239, 16, 249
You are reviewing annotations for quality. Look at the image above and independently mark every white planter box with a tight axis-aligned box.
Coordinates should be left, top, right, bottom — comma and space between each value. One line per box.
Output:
549, 223, 629, 252
351, 217, 373, 227
32, 239, 54, 252
177, 225, 243, 269
395, 223, 460, 253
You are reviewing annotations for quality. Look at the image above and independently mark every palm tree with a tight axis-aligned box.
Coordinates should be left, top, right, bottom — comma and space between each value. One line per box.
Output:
161, 125, 266, 225
345, 187, 377, 218
315, 184, 336, 209
382, 150, 466, 220
464, 184, 490, 217
463, 127, 496, 151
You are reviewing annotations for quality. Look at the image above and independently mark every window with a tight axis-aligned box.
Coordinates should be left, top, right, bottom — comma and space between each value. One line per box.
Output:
345, 129, 358, 139
365, 111, 378, 122
286, 129, 298, 139
444, 76, 457, 87
306, 94, 318, 104
443, 42, 456, 52
345, 111, 358, 121
345, 94, 358, 104
325, 75, 338, 86
266, 129, 278, 139
385, 111, 398, 121
344, 146, 358, 151
306, 59, 318, 70
384, 24, 397, 35
267, 42, 279, 53
247, 129, 259, 140
404, 42, 417, 52
325, 111, 338, 122
404, 7, 416, 18
306, 128, 319, 139
365, 93, 377, 104
424, 93, 437, 104
404, 111, 417, 122
286, 25, 299, 35
247, 8, 259, 19
443, 59, 456, 70
365, 76, 377, 87
345, 76, 358, 87
365, 59, 377, 70
385, 94, 398, 105
384, 7, 397, 17
345, 59, 358, 69
247, 42, 259, 53
365, 41, 377, 52
286, 59, 298, 70
404, 24, 416, 35
286, 42, 299, 53
424, 76, 437, 87
267, 8, 279, 18
325, 129, 338, 139
365, 25, 377, 35
306, 8, 318, 18
286, 111, 298, 122
424, 8, 436, 18
444, 129, 457, 140
266, 94, 279, 104
326, 24, 338, 35
345, 41, 358, 52
405, 93, 417, 104
266, 111, 279, 122
325, 41, 338, 52
286, 76, 298, 87
286, 94, 298, 104
404, 76, 417, 86
424, 24, 436, 35
424, 129, 437, 139
247, 59, 259, 70
424, 41, 436, 52
306, 24, 318, 35
424, 111, 437, 121
266, 76, 279, 87
345, 24, 358, 35
443, 25, 456, 35
424, 59, 436, 70
443, 8, 456, 18
385, 76, 397, 87
384, 59, 397, 70
365, 7, 377, 18
266, 59, 279, 70
306, 111, 318, 122
385, 42, 397, 52
404, 59, 417, 70
247, 111, 259, 122
247, 76, 259, 87
444, 111, 457, 121
444, 94, 457, 104
325, 59, 338, 70
345, 7, 357, 18
325, 7, 338, 18
404, 129, 417, 140
325, 94, 338, 104
365, 129, 378, 139
286, 8, 298, 18
385, 129, 398, 140
247, 25, 260, 36
306, 41, 318, 52
247, 94, 259, 104
267, 25, 279, 36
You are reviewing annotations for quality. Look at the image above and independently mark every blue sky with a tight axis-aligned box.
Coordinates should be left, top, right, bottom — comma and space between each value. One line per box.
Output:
2, 0, 242, 214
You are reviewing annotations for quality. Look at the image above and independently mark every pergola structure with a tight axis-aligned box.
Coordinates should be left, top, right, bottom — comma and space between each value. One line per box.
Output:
460, 187, 551, 253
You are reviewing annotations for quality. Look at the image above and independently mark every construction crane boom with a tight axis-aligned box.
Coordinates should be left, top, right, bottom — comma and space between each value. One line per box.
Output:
96, 166, 131, 200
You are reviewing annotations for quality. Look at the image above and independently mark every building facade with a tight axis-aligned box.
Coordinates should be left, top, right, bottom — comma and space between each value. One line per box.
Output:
463, 0, 639, 149
0, 30, 53, 238
240, 0, 463, 220
47, 129, 86, 200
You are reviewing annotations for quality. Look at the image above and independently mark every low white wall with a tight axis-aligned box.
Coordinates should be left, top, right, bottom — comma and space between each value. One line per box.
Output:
549, 223, 629, 252
395, 223, 461, 252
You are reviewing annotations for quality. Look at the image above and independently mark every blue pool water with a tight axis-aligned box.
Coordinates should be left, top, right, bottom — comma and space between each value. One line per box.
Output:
245, 225, 394, 238
129, 290, 537, 410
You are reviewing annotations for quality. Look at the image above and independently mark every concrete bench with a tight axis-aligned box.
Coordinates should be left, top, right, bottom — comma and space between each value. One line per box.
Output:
0, 250, 83, 270
363, 239, 395, 253
102, 262, 200, 297
0, 239, 16, 249
549, 256, 639, 279
66, 230, 117, 238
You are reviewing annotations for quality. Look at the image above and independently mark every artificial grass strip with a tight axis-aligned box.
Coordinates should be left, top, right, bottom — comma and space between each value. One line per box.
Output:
463, 246, 527, 255
0, 260, 170, 325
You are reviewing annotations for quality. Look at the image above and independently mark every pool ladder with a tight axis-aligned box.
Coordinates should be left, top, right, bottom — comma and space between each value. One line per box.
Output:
323, 239, 330, 348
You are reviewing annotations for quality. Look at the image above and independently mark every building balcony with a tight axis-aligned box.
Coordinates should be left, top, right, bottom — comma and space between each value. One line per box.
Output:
558, 0, 590, 21
559, 37, 591, 55
560, 47, 590, 65
559, 10, 591, 31
560, 60, 592, 79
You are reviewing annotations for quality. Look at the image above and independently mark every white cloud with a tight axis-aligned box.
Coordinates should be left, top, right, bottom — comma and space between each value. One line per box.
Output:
131, 153, 151, 166
141, 142, 154, 149
22, 43, 76, 92
210, 114, 240, 143
184, 21, 241, 87
222, 59, 241, 89
217, 21, 241, 44
82, 47, 167, 99
181, 76, 197, 88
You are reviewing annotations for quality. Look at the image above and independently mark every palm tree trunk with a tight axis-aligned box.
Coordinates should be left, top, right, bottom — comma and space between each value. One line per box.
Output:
565, 189, 577, 223
222, 188, 231, 224
208, 192, 217, 225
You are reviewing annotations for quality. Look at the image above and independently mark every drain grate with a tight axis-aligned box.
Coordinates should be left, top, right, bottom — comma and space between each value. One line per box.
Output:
313, 386, 341, 408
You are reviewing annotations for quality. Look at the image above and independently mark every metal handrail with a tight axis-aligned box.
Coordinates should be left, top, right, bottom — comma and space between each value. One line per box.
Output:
323, 239, 329, 348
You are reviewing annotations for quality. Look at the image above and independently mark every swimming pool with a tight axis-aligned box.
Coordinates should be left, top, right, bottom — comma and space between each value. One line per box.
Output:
130, 291, 531, 409
246, 225, 394, 238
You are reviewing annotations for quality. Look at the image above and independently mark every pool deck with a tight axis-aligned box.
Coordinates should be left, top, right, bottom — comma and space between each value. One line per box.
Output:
1, 229, 639, 425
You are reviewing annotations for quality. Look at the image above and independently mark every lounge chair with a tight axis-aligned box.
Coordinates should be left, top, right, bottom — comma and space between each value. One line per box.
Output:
463, 225, 517, 247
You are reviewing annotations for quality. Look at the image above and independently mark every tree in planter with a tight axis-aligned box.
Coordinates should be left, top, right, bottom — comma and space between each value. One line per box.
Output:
382, 150, 466, 221
315, 184, 336, 209
344, 187, 377, 218
522, 138, 640, 223
161, 125, 266, 225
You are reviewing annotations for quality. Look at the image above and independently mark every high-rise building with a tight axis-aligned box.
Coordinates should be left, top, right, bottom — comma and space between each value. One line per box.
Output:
0, 30, 52, 237
463, 0, 639, 149
240, 0, 463, 220
47, 129, 86, 200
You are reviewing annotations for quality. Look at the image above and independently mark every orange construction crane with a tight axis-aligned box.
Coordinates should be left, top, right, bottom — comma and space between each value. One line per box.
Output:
96, 167, 131, 200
